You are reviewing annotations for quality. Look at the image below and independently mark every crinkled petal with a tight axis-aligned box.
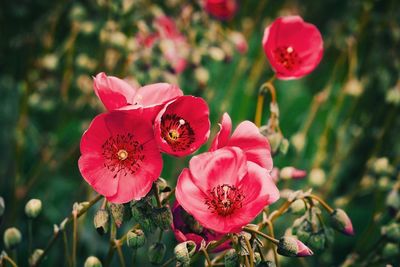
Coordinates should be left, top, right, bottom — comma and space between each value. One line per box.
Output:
210, 112, 232, 151
134, 83, 183, 107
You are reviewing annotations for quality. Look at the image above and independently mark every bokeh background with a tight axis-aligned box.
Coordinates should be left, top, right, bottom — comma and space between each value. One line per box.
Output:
1, 0, 400, 266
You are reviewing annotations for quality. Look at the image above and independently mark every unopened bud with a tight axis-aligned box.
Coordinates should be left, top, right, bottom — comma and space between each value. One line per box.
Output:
224, 249, 239, 267
194, 67, 210, 86
330, 209, 354, 236
29, 249, 44, 266
381, 223, 400, 242
386, 188, 400, 214
25, 199, 42, 219
277, 236, 313, 257
84, 256, 103, 267
280, 167, 307, 180
94, 209, 109, 235
382, 242, 399, 259
148, 242, 166, 265
289, 199, 307, 216
308, 233, 326, 252
153, 206, 173, 230
174, 241, 196, 266
3, 227, 22, 249
263, 130, 282, 154
309, 168, 326, 187
372, 157, 391, 175
0, 197, 4, 222
291, 133, 306, 152
126, 229, 146, 249
108, 203, 125, 228
279, 138, 290, 155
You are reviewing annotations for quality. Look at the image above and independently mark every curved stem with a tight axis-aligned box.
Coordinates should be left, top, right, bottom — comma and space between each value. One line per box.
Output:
115, 240, 126, 267
71, 210, 78, 267
254, 75, 276, 127
308, 194, 334, 214
161, 257, 175, 267
265, 220, 279, 267
3, 255, 17, 267
201, 248, 213, 267
243, 227, 279, 245
243, 236, 254, 267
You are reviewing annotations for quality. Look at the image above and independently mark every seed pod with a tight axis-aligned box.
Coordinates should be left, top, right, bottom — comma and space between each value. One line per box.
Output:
174, 241, 196, 266
29, 249, 44, 266
277, 236, 313, 257
148, 242, 166, 265
3, 227, 22, 249
126, 229, 146, 249
25, 199, 42, 219
84, 256, 103, 267
224, 249, 239, 267
93, 209, 109, 235
330, 209, 354, 236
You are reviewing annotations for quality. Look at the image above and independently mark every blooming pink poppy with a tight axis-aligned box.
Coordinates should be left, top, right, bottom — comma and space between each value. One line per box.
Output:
175, 147, 279, 234
78, 108, 163, 204
154, 16, 181, 39
171, 202, 231, 252
204, 0, 237, 21
93, 72, 183, 111
154, 96, 210, 157
262, 16, 323, 80
210, 112, 273, 171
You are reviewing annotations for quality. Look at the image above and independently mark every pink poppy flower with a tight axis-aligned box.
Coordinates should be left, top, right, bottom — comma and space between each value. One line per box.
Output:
78, 108, 163, 204
204, 0, 237, 21
154, 96, 210, 157
175, 147, 279, 234
154, 16, 181, 39
262, 16, 323, 80
171, 202, 231, 252
93, 72, 183, 111
210, 112, 273, 171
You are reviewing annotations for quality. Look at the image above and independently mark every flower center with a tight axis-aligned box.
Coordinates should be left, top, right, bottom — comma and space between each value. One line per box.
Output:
161, 114, 195, 151
102, 133, 145, 178
205, 184, 245, 217
273, 46, 302, 71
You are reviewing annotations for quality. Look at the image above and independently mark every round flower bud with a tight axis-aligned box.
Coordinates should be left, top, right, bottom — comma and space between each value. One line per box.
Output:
224, 249, 239, 267
29, 249, 44, 266
382, 242, 399, 259
25, 199, 42, 219
381, 223, 400, 242
148, 242, 166, 265
330, 209, 354, 236
291, 133, 306, 152
174, 241, 196, 266
307, 232, 326, 252
372, 157, 389, 175
84, 256, 103, 267
386, 188, 400, 214
93, 209, 109, 235
3, 227, 22, 249
309, 168, 326, 187
126, 229, 146, 249
289, 199, 307, 216
0, 197, 5, 221
277, 236, 313, 257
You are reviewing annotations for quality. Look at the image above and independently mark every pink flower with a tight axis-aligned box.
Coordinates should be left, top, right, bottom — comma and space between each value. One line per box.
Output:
210, 113, 273, 171
204, 0, 237, 21
154, 96, 210, 157
154, 16, 181, 39
262, 16, 323, 80
93, 72, 183, 111
171, 202, 231, 252
78, 109, 163, 203
175, 147, 279, 234
229, 32, 248, 54
136, 32, 158, 48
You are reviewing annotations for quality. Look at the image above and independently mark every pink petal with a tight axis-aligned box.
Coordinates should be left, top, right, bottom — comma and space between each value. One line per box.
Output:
210, 112, 232, 151
134, 83, 183, 107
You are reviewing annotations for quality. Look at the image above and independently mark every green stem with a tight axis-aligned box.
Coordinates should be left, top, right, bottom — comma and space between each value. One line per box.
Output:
201, 248, 213, 267
308, 194, 334, 214
243, 227, 279, 245
115, 241, 126, 267
62, 229, 72, 267
3, 255, 17, 267
71, 211, 78, 267
243, 236, 254, 267
28, 220, 33, 255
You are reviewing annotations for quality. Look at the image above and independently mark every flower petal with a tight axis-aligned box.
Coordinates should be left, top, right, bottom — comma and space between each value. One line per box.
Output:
134, 83, 183, 107
210, 112, 232, 151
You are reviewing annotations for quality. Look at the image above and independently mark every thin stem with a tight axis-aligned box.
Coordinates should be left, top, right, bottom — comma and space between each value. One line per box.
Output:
71, 210, 78, 267
161, 188, 175, 205
201, 248, 213, 267
2, 255, 17, 267
269, 200, 292, 222
132, 249, 137, 267
62, 230, 72, 267
161, 257, 175, 267
254, 93, 265, 127
254, 76, 277, 127
243, 227, 279, 245
190, 235, 231, 263
265, 221, 279, 267
115, 240, 126, 267
308, 194, 334, 214
153, 183, 162, 208
28, 220, 33, 255
243, 236, 254, 267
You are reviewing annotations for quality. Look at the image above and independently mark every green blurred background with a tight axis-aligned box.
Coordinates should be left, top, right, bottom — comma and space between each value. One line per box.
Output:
1, 0, 400, 266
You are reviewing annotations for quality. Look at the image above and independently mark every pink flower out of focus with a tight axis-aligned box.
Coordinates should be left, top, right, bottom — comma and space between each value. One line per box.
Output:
78, 109, 163, 204
172, 202, 230, 252
210, 112, 273, 171
154, 96, 210, 157
262, 16, 323, 80
204, 0, 237, 20
93, 72, 183, 111
176, 147, 279, 234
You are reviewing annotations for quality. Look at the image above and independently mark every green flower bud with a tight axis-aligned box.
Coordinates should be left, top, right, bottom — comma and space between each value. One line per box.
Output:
224, 249, 239, 267
141, 218, 156, 234
307, 232, 326, 252
29, 249, 44, 266
84, 256, 103, 267
309, 168, 326, 187
289, 199, 307, 216
153, 207, 173, 230
93, 209, 109, 235
277, 236, 313, 257
279, 138, 290, 155
25, 199, 42, 219
3, 227, 22, 249
148, 242, 166, 265
330, 209, 354, 236
174, 241, 196, 266
382, 242, 399, 259
381, 223, 400, 242
108, 203, 125, 228
0, 196, 5, 217
386, 188, 400, 213
126, 229, 146, 249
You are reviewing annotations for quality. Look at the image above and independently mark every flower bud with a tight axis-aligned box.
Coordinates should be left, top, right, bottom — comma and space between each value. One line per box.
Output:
3, 227, 22, 249
93, 209, 109, 235
0, 196, 4, 223
280, 167, 307, 180
126, 229, 146, 249
224, 249, 239, 267
289, 199, 307, 216
174, 241, 196, 266
153, 206, 173, 230
148, 242, 166, 265
194, 67, 210, 86
308, 232, 326, 252
386, 188, 400, 214
382, 242, 399, 259
279, 138, 290, 155
309, 168, 326, 187
277, 236, 313, 257
25, 199, 42, 219
108, 203, 125, 228
29, 249, 44, 266
291, 133, 306, 152
330, 209, 354, 236
372, 157, 390, 174
381, 223, 400, 242
156, 177, 170, 192
84, 256, 103, 267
